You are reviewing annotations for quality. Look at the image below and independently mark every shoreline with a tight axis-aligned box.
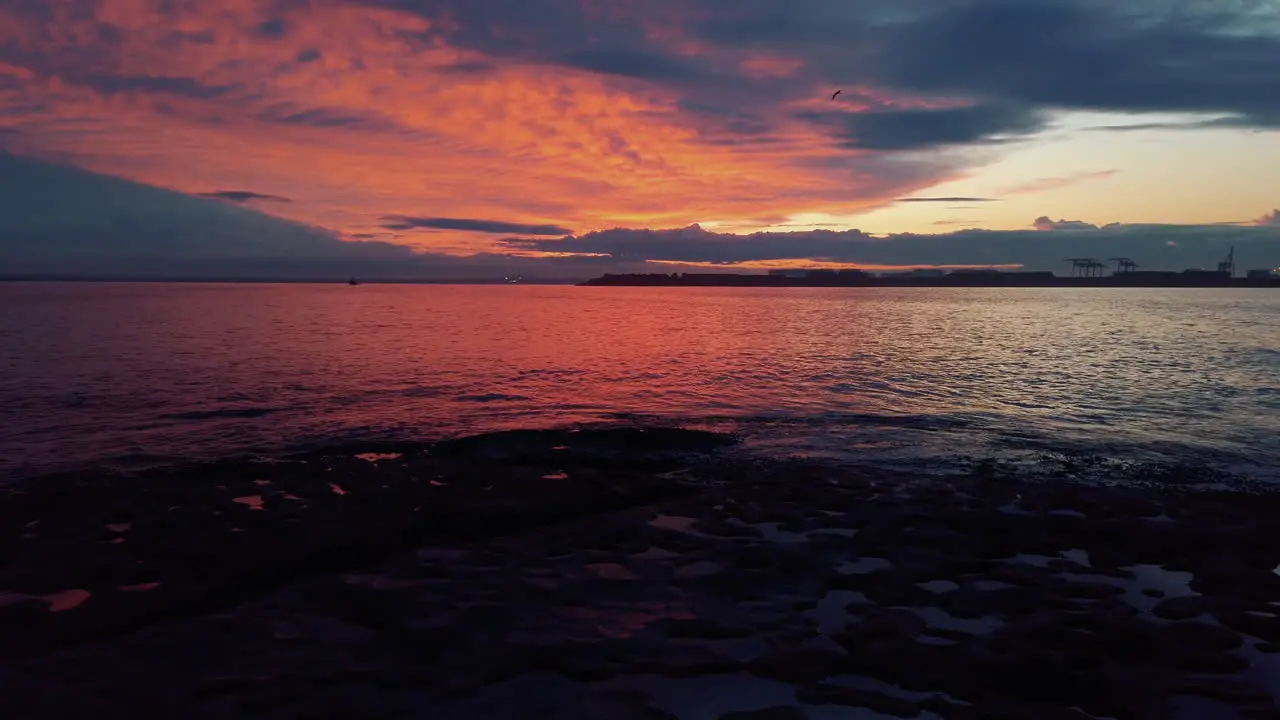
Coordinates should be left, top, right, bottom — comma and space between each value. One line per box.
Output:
2, 426, 1279, 717
580, 273, 1280, 289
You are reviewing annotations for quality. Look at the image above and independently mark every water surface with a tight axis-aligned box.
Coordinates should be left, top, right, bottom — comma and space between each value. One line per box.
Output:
2, 283, 1277, 480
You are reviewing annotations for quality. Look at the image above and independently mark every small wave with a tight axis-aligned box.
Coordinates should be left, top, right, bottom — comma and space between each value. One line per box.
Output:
162, 406, 292, 421
457, 393, 533, 403
515, 369, 588, 377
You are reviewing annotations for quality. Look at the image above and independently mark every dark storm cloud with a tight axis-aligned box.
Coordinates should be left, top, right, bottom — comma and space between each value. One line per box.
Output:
797, 103, 1045, 151
557, 50, 703, 81
0, 152, 409, 270
502, 221, 1280, 271
370, 0, 1280, 140
199, 190, 291, 203
381, 216, 574, 236
253, 103, 415, 134
828, 1, 1280, 127
254, 18, 289, 39
76, 74, 235, 99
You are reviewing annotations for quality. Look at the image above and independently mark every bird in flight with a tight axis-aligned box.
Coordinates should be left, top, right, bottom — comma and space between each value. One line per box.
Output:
831, 90, 842, 101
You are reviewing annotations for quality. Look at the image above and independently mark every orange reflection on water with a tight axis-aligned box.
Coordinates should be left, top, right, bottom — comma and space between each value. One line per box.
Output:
5, 284, 1280, 479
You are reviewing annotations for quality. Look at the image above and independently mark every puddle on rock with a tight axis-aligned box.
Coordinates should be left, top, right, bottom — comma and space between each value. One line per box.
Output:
542, 472, 569, 480
826, 674, 972, 707
355, 452, 402, 463
900, 606, 1003, 636
836, 558, 893, 575
651, 515, 706, 536
807, 590, 871, 635
1006, 553, 1055, 568
972, 580, 1015, 591
233, 496, 265, 511
119, 583, 160, 593
0, 589, 92, 612
603, 674, 798, 720
918, 580, 960, 594
674, 561, 722, 579
329, 483, 349, 496
106, 523, 132, 533
586, 563, 640, 581
728, 519, 808, 544
1060, 564, 1196, 614
1061, 549, 1091, 567
634, 546, 682, 561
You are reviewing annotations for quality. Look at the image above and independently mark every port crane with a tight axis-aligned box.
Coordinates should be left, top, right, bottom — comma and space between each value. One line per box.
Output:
1217, 246, 1235, 277
1109, 257, 1139, 274
1065, 258, 1107, 278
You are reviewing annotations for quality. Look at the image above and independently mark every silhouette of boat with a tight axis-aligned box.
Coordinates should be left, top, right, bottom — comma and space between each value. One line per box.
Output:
348, 277, 360, 286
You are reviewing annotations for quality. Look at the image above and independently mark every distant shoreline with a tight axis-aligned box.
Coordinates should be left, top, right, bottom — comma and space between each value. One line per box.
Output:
581, 272, 1280, 289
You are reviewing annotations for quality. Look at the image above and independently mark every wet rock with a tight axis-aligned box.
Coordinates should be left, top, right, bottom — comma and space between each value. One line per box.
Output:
1172, 651, 1251, 675
1151, 595, 1210, 621
1162, 621, 1245, 653
1219, 609, 1280, 642
188, 676, 261, 701
796, 684, 921, 717
636, 645, 741, 678
662, 617, 754, 640
748, 648, 845, 683
1176, 677, 1278, 706
717, 707, 806, 720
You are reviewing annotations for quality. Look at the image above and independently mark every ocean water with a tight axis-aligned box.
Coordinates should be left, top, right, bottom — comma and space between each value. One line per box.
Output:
2, 282, 1278, 482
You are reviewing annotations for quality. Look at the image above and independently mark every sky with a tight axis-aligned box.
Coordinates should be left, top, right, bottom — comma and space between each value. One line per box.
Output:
1, 0, 1279, 277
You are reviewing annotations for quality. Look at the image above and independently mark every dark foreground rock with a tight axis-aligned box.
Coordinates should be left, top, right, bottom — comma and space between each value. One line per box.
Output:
0, 427, 732, 658
1, 427, 1278, 719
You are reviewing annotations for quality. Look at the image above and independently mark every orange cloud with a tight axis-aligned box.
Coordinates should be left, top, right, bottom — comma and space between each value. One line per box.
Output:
0, 0, 970, 255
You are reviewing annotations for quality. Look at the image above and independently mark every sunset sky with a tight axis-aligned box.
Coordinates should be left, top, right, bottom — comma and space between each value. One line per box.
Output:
2, 0, 1279, 276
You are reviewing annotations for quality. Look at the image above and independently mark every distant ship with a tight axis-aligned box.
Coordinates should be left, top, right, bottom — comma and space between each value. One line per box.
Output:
348, 277, 360, 286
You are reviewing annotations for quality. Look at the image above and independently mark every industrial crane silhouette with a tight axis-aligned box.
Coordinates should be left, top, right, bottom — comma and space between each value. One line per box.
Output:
1110, 257, 1139, 274
1217, 246, 1235, 276
1065, 258, 1107, 278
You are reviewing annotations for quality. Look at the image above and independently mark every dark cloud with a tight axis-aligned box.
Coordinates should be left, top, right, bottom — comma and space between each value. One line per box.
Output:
253, 103, 413, 134
1255, 210, 1280, 227
0, 152, 409, 271
557, 50, 703, 81
381, 216, 574, 236
76, 74, 235, 100
360, 0, 1280, 137
855, 2, 1280, 128
255, 18, 289, 39
1034, 216, 1102, 231
502, 220, 1280, 272
897, 197, 999, 203
199, 190, 291, 203
798, 104, 1045, 151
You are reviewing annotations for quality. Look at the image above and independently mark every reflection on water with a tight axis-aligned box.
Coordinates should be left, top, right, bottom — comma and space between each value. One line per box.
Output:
2, 283, 1278, 480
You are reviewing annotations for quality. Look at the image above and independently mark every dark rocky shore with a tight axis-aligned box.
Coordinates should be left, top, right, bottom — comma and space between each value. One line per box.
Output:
1, 427, 1278, 719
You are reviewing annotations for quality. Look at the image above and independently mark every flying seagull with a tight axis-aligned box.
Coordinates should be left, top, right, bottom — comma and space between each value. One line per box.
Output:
831, 90, 842, 101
